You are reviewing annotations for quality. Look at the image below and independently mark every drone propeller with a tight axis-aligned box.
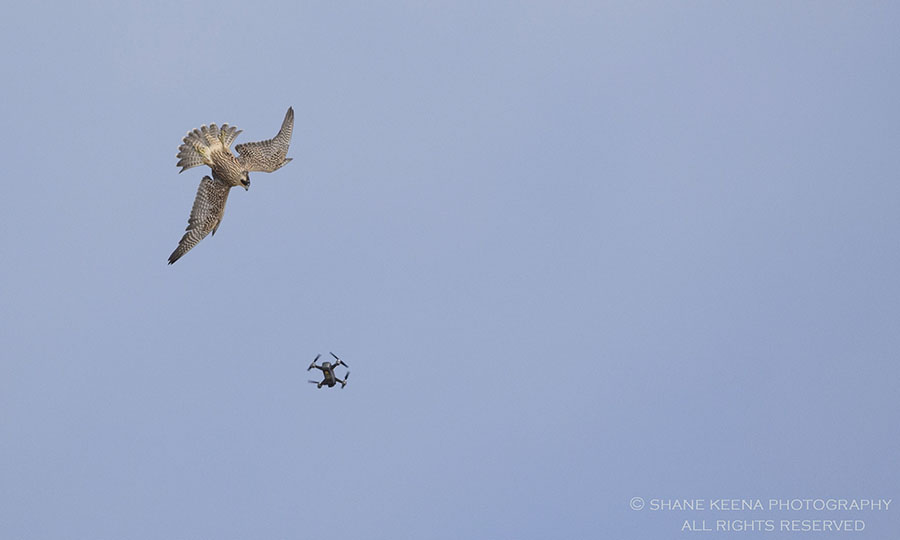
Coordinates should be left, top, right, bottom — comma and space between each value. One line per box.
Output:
330, 351, 348, 368
307, 353, 321, 371
307, 380, 319, 384
341, 371, 350, 388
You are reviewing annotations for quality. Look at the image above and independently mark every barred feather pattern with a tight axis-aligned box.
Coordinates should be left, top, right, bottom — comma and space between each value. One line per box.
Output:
168, 107, 294, 264
219, 124, 242, 148
168, 176, 231, 264
235, 107, 294, 172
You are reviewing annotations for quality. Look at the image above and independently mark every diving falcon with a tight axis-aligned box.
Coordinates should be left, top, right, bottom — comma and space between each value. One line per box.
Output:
168, 106, 294, 264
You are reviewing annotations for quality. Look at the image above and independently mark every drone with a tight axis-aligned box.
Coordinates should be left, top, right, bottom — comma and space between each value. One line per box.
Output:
307, 352, 350, 389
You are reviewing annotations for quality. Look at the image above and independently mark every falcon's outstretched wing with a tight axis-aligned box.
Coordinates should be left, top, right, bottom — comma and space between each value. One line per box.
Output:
168, 176, 231, 264
235, 107, 294, 172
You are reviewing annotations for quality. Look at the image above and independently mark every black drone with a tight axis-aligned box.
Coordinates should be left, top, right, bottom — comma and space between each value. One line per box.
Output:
307, 352, 350, 389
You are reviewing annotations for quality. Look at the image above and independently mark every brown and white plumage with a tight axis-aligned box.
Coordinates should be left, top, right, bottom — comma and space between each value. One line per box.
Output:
235, 107, 294, 172
168, 107, 294, 264
168, 176, 230, 264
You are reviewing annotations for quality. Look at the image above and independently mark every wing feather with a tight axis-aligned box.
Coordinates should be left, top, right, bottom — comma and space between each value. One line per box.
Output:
167, 176, 231, 264
235, 107, 294, 172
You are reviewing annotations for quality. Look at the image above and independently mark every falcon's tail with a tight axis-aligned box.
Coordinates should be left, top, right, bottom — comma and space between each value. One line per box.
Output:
176, 123, 242, 173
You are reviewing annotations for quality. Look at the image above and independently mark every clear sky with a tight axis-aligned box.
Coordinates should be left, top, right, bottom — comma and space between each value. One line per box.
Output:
1, 2, 898, 539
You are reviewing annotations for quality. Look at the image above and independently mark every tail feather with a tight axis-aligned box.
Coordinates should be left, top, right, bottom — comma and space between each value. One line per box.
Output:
177, 122, 237, 173
200, 124, 220, 145
219, 124, 242, 147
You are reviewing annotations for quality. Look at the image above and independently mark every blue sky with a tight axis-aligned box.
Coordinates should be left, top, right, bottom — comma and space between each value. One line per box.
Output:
1, 2, 898, 538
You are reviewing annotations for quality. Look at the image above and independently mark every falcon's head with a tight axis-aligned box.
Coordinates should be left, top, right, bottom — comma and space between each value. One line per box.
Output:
240, 172, 250, 191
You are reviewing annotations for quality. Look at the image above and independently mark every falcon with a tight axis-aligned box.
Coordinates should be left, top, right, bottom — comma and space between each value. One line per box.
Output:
168, 107, 294, 264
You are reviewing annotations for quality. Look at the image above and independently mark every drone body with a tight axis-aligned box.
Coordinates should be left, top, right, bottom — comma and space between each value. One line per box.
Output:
308, 353, 349, 389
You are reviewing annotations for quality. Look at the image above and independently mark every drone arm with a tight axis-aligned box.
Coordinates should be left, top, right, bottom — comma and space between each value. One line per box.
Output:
330, 352, 348, 368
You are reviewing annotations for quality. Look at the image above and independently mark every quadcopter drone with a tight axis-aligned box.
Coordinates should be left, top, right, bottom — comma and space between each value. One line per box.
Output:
308, 352, 350, 389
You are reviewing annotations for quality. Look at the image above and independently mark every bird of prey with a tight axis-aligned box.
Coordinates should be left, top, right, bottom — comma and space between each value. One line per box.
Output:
167, 107, 294, 264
